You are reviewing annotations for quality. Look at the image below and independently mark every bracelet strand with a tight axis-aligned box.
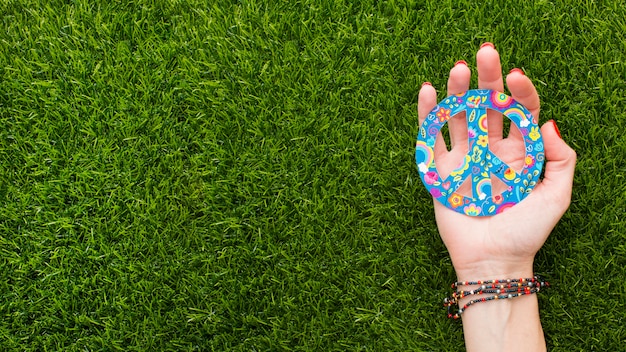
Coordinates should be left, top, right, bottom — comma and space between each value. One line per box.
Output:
444, 275, 549, 319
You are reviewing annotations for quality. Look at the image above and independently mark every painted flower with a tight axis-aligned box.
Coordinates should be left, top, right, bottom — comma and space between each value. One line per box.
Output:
477, 134, 489, 147
448, 193, 464, 208
463, 203, 482, 216
524, 155, 536, 168
430, 188, 442, 198
529, 126, 541, 141
418, 162, 429, 174
436, 107, 451, 122
424, 171, 439, 185
467, 127, 477, 139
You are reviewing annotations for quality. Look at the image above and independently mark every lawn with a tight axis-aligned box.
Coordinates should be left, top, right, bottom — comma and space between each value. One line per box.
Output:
0, 0, 625, 350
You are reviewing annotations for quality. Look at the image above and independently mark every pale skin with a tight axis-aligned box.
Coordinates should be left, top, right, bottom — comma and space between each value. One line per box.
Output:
418, 44, 577, 351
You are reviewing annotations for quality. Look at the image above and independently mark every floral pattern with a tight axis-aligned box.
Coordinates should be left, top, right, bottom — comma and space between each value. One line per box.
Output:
436, 107, 451, 122
430, 188, 442, 198
477, 134, 488, 147
416, 89, 544, 216
463, 203, 482, 216
424, 171, 439, 185
467, 127, 477, 139
449, 193, 463, 208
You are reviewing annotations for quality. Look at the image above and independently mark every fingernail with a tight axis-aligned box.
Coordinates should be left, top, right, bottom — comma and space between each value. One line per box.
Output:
509, 68, 525, 76
550, 120, 562, 139
454, 60, 467, 67
422, 82, 432, 87
480, 42, 495, 49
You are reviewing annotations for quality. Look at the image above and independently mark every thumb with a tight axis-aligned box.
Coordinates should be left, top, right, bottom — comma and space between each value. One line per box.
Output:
537, 120, 577, 211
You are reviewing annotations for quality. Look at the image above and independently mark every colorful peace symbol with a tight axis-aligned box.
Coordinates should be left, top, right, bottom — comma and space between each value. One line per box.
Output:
415, 89, 544, 216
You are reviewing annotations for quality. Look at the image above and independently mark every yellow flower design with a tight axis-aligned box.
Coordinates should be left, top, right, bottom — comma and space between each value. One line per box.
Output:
477, 134, 489, 147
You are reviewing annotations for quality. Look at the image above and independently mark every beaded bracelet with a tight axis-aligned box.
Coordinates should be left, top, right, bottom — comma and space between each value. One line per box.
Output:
444, 275, 549, 319
451, 276, 543, 289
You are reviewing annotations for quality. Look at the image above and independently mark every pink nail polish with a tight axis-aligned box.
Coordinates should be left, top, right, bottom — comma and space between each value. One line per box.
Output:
422, 82, 432, 87
454, 60, 467, 67
509, 68, 525, 76
480, 42, 495, 49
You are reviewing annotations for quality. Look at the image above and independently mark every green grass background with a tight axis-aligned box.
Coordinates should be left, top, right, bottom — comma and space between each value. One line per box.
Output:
1, 0, 625, 350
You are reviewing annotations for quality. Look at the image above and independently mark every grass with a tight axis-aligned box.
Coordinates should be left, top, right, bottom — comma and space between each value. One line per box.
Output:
0, 0, 625, 350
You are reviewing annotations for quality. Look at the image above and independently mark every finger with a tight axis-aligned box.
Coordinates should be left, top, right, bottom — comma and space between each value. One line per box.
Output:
536, 120, 576, 215
418, 82, 437, 124
476, 43, 505, 141
446, 61, 471, 150
418, 83, 447, 157
506, 68, 540, 141
506, 68, 540, 120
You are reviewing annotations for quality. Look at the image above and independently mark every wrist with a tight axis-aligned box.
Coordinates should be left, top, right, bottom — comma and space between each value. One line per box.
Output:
460, 292, 546, 351
447, 272, 546, 319
453, 257, 534, 283
445, 265, 547, 351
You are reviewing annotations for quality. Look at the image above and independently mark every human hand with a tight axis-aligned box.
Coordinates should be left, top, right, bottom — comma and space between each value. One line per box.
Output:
417, 44, 577, 281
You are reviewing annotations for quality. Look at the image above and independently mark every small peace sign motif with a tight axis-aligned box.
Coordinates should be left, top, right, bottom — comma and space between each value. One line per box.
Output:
415, 89, 544, 216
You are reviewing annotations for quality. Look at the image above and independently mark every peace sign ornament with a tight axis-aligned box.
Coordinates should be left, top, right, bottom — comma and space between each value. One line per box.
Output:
416, 89, 544, 216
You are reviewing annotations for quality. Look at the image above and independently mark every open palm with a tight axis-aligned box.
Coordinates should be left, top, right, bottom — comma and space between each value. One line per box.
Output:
418, 46, 576, 279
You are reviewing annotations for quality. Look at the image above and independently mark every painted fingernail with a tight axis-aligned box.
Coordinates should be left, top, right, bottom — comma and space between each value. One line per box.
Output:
454, 60, 467, 67
509, 68, 525, 76
422, 82, 432, 87
550, 120, 562, 139
480, 42, 495, 49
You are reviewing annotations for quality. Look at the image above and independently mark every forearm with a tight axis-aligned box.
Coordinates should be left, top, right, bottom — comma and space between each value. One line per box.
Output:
461, 293, 545, 351
418, 43, 576, 352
